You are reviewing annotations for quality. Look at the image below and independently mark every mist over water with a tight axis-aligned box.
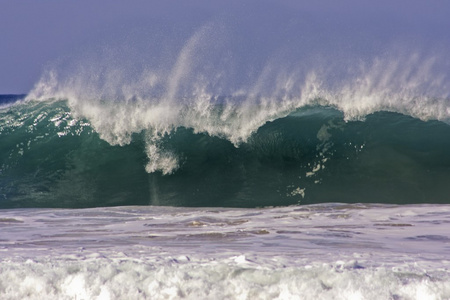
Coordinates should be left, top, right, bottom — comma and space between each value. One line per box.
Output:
26, 3, 450, 175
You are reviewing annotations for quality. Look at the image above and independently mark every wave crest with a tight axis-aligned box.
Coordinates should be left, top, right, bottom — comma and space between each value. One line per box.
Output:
26, 22, 450, 174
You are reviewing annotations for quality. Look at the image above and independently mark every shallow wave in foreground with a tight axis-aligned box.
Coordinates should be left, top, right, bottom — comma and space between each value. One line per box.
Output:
1, 204, 450, 299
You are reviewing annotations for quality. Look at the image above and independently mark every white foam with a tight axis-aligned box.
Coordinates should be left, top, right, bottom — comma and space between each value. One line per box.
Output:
1, 254, 449, 300
1, 204, 450, 299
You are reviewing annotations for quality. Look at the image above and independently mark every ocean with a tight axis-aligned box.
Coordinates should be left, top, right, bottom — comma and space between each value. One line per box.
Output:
2, 3, 450, 298
1, 85, 450, 299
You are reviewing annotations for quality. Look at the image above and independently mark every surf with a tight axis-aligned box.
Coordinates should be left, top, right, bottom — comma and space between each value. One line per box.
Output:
2, 17, 450, 209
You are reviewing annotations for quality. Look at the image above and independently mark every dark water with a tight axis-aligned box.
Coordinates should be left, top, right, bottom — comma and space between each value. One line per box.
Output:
1, 95, 450, 209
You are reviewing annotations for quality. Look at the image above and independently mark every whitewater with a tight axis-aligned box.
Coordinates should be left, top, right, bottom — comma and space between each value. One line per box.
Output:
2, 204, 450, 299
2, 2, 450, 299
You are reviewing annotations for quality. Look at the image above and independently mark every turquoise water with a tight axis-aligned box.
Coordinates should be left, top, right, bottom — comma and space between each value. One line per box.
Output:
1, 96, 450, 208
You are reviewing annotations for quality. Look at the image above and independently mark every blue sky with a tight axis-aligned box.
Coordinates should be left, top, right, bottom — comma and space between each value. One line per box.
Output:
1, 0, 449, 94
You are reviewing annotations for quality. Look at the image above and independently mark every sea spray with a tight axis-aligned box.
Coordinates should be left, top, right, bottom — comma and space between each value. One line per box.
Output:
26, 52, 450, 175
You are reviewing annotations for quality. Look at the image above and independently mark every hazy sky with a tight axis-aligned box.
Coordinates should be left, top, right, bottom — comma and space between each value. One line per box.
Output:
1, 0, 449, 94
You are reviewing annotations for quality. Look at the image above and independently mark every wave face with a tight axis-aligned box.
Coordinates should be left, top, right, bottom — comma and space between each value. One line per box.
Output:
1, 95, 450, 208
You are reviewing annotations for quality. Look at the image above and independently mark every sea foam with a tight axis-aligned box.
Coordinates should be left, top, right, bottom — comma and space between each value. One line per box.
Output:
2, 204, 450, 299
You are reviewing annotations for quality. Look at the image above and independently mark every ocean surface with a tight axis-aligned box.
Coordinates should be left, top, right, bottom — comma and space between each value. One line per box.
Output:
2, 3, 450, 298
1, 87, 450, 299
